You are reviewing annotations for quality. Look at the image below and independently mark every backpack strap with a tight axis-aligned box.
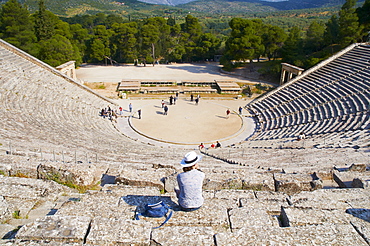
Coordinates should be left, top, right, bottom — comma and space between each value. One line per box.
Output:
152, 209, 173, 229
135, 209, 173, 229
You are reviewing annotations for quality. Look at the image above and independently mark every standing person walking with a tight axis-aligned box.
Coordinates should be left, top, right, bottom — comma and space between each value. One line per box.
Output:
137, 109, 142, 119
129, 103, 133, 113
226, 109, 231, 118
239, 106, 243, 115
164, 105, 168, 115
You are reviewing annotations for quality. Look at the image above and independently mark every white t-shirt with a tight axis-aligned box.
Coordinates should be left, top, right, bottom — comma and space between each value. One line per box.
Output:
177, 169, 205, 208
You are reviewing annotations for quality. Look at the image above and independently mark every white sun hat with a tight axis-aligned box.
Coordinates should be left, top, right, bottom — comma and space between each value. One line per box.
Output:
180, 151, 203, 167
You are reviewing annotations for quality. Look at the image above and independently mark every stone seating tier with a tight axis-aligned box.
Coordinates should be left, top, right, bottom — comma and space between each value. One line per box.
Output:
2, 175, 369, 245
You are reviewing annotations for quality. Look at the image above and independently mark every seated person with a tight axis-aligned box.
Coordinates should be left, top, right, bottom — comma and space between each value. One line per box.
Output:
297, 132, 306, 141
175, 151, 205, 212
215, 141, 221, 148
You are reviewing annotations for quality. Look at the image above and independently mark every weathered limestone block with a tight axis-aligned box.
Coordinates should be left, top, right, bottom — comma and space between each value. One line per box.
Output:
349, 163, 367, 172
6, 240, 81, 245
151, 226, 214, 246
37, 161, 100, 186
202, 178, 224, 190
163, 172, 178, 193
240, 191, 289, 214
0, 183, 46, 199
214, 224, 368, 245
56, 192, 135, 220
312, 169, 333, 181
86, 217, 152, 245
333, 170, 370, 188
333, 170, 350, 188
5, 197, 38, 218
202, 190, 216, 200
229, 207, 277, 229
115, 166, 175, 190
274, 173, 322, 195
0, 176, 75, 210
101, 184, 160, 197
0, 156, 39, 178
280, 207, 352, 227
16, 215, 91, 243
351, 219, 370, 245
224, 178, 243, 189
242, 172, 274, 191
0, 196, 11, 222
290, 188, 370, 210
214, 189, 255, 207
254, 191, 288, 201
201, 168, 249, 190
166, 198, 229, 229
0, 164, 11, 176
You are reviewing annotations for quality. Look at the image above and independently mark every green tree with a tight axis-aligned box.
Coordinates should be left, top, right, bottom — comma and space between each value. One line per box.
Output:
338, 0, 363, 46
88, 38, 105, 62
223, 18, 264, 64
181, 15, 203, 62
87, 25, 113, 63
144, 17, 172, 64
304, 21, 325, 53
194, 33, 221, 61
324, 15, 340, 46
105, 14, 123, 28
280, 26, 304, 66
70, 24, 90, 62
111, 22, 138, 62
356, 0, 370, 39
166, 24, 185, 62
261, 24, 287, 60
139, 21, 160, 64
34, 0, 57, 41
0, 0, 36, 53
38, 34, 77, 66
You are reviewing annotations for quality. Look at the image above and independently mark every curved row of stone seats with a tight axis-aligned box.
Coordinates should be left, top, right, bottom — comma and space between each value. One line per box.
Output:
0, 39, 151, 158
204, 147, 369, 175
2, 179, 368, 245
0, 175, 78, 239
247, 44, 369, 140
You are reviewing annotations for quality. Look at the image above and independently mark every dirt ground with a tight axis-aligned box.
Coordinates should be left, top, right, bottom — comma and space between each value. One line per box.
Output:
78, 63, 261, 145
78, 63, 275, 100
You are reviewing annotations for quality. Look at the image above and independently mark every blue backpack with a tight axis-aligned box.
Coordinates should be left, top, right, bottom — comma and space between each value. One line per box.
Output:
135, 201, 173, 229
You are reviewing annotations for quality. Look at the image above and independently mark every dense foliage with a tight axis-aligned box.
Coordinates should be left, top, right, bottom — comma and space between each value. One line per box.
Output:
0, 0, 368, 81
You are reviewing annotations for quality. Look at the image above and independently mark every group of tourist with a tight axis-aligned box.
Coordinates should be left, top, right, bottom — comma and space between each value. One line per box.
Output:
198, 141, 221, 150
190, 94, 200, 105
100, 106, 117, 122
161, 94, 179, 115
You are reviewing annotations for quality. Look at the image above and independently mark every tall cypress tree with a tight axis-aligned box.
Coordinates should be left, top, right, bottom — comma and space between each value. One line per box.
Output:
338, 0, 363, 46
34, 0, 55, 41
324, 15, 340, 46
